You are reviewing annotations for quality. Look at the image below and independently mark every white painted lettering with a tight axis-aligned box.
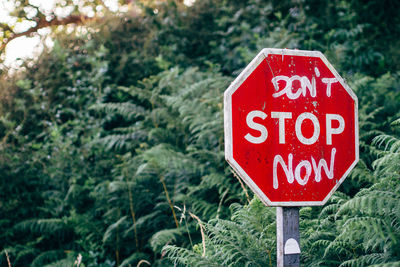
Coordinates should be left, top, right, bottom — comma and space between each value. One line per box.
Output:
311, 148, 336, 182
295, 113, 320, 145
294, 160, 312, 185
273, 154, 294, 189
271, 70, 338, 99
245, 110, 268, 144
272, 75, 316, 99
314, 67, 320, 77
300, 76, 316, 98
271, 112, 292, 144
244, 112, 344, 145
273, 148, 336, 188
271, 75, 296, 99
321, 78, 338, 97
326, 114, 345, 145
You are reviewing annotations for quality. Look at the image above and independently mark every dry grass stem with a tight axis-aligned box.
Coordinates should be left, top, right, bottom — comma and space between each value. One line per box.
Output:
189, 212, 206, 257
231, 170, 251, 203
5, 250, 11, 267
136, 259, 151, 266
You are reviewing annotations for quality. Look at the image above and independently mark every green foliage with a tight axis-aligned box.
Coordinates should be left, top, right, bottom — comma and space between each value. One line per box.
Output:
1, 0, 400, 266
165, 198, 276, 267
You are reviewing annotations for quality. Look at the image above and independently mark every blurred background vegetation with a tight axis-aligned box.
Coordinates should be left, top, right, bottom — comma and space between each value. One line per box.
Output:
0, 0, 400, 266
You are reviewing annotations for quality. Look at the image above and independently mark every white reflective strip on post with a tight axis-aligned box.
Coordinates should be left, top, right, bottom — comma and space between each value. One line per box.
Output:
284, 238, 301, 254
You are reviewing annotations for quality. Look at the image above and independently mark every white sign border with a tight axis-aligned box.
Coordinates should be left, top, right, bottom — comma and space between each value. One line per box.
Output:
224, 48, 359, 207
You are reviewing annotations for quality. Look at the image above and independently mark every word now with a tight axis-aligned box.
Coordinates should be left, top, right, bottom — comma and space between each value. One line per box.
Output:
271, 67, 338, 99
245, 111, 344, 145
273, 148, 336, 189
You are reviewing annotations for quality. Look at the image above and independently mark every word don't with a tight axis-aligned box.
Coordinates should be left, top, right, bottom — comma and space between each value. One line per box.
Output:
271, 67, 338, 99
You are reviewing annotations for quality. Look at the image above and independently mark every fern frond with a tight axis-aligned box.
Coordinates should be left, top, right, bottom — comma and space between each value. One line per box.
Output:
90, 102, 146, 120
31, 250, 66, 267
150, 227, 187, 253
323, 240, 352, 259
163, 245, 210, 267
369, 262, 400, 267
117, 85, 153, 104
119, 252, 150, 267
339, 253, 386, 267
372, 134, 400, 153
94, 131, 147, 150
337, 191, 398, 217
13, 247, 37, 265
348, 159, 375, 184
391, 118, 400, 125
41, 252, 78, 267
102, 216, 129, 244
310, 239, 332, 251
13, 218, 71, 239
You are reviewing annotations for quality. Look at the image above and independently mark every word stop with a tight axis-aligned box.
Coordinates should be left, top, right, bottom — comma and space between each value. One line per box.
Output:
244, 111, 345, 145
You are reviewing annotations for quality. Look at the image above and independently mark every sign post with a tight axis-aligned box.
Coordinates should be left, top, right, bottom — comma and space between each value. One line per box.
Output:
224, 49, 358, 266
277, 207, 300, 267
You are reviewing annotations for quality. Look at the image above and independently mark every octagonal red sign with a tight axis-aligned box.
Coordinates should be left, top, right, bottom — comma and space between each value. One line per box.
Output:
224, 49, 358, 206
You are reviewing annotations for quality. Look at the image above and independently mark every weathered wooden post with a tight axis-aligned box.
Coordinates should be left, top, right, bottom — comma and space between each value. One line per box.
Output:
277, 207, 300, 267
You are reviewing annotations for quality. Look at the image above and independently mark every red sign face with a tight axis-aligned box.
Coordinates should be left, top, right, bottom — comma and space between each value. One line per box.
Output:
224, 49, 358, 206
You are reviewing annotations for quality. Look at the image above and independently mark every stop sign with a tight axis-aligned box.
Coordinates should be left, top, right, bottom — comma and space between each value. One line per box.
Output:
224, 49, 358, 206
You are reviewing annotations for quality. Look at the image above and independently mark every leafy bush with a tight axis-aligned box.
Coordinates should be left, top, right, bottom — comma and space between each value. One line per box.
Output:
0, 0, 399, 266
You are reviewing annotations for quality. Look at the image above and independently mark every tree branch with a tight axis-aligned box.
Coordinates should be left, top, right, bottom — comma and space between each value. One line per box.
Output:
0, 15, 93, 53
